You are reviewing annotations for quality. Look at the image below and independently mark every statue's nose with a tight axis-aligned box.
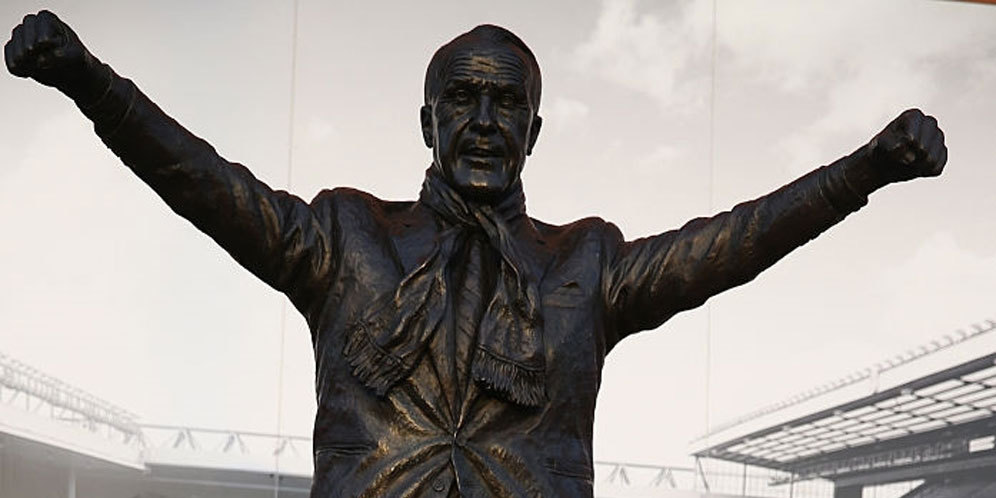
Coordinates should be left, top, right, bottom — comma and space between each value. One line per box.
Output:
470, 97, 497, 134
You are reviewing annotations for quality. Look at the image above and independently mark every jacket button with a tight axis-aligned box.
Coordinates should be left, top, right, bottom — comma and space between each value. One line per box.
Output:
432, 477, 446, 492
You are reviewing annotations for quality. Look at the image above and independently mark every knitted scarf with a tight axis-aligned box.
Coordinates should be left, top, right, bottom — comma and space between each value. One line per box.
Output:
343, 167, 546, 407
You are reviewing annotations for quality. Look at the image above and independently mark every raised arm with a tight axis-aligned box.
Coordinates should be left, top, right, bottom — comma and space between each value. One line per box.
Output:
5, 11, 334, 313
603, 109, 946, 343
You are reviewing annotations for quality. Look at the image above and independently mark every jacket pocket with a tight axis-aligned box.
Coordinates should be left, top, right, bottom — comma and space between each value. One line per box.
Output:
312, 442, 376, 497
542, 281, 587, 309
315, 441, 376, 458
543, 456, 594, 481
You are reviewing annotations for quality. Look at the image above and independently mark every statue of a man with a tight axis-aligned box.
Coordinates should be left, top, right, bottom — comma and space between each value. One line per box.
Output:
5, 11, 946, 497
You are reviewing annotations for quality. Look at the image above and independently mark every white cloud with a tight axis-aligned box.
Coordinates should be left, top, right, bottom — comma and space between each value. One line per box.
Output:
303, 116, 339, 143
717, 0, 996, 170
572, 0, 714, 113
544, 96, 591, 131
571, 0, 996, 172
635, 144, 682, 172
872, 231, 996, 341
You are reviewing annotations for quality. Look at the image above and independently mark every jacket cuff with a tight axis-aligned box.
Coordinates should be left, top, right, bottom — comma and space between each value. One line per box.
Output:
818, 155, 870, 217
75, 64, 137, 142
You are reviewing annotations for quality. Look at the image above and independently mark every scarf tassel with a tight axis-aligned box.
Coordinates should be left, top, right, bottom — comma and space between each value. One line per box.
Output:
344, 325, 410, 397
342, 167, 548, 408
472, 348, 546, 408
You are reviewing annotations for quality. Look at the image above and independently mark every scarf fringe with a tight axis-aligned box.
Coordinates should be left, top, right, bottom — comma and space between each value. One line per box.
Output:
473, 348, 546, 408
344, 326, 409, 396
342, 168, 547, 408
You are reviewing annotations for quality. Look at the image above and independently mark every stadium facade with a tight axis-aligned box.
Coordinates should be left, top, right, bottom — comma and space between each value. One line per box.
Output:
3, 320, 994, 497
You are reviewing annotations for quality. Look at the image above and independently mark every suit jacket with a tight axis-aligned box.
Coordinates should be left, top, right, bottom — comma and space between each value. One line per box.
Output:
80, 70, 869, 497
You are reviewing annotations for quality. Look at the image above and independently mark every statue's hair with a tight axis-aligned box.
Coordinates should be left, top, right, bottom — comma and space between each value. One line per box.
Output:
424, 25, 542, 111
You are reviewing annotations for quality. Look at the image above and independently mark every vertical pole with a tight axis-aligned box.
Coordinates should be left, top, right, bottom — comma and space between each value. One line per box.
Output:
695, 457, 711, 493
789, 473, 795, 498
275, 0, 301, 496
703, 0, 718, 457
741, 462, 747, 496
67, 465, 76, 498
0, 440, 5, 498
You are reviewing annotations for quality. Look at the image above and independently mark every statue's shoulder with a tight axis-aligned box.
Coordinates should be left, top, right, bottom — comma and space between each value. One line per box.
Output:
530, 215, 623, 246
310, 187, 416, 216
309, 187, 421, 240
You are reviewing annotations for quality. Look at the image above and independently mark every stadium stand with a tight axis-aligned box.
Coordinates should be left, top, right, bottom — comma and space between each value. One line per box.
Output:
5, 319, 993, 497
691, 320, 996, 498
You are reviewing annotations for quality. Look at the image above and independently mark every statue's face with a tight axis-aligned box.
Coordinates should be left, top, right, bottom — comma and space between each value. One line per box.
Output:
421, 44, 541, 202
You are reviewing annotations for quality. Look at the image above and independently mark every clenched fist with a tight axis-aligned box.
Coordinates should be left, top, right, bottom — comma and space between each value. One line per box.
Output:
864, 109, 947, 187
5, 10, 105, 103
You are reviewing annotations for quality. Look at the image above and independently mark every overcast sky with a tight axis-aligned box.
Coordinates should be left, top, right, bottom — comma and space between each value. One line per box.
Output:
2, 0, 995, 469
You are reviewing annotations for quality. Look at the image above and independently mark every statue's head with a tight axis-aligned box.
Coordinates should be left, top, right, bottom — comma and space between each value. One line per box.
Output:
421, 25, 542, 203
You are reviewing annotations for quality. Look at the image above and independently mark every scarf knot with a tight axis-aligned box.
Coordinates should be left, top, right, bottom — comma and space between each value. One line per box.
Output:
343, 167, 546, 407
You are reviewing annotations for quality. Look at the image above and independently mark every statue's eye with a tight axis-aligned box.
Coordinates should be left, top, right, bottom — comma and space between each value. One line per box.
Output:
451, 89, 471, 103
498, 92, 525, 109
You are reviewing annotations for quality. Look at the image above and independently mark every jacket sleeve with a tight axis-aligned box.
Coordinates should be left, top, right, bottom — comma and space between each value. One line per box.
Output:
76, 65, 335, 313
602, 158, 869, 345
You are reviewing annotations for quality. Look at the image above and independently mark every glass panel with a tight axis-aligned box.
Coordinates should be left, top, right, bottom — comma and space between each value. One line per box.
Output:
3, 1, 996, 497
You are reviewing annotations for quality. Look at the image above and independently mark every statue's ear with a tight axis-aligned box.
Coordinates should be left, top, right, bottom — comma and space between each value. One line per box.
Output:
420, 105, 434, 149
526, 115, 542, 156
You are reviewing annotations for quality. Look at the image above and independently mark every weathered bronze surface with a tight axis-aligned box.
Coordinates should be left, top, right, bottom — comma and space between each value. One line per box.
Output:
5, 11, 946, 497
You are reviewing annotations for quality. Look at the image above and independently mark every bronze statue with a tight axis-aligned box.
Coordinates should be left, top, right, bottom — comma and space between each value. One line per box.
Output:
5, 11, 946, 497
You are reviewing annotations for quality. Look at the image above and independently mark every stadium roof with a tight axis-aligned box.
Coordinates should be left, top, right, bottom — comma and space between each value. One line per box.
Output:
0, 351, 311, 483
690, 320, 996, 483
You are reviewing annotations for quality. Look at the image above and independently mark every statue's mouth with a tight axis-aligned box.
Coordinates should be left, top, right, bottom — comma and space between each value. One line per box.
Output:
463, 145, 504, 158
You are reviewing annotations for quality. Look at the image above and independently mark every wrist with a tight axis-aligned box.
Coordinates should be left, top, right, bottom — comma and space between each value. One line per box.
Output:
840, 143, 889, 196
62, 55, 112, 107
